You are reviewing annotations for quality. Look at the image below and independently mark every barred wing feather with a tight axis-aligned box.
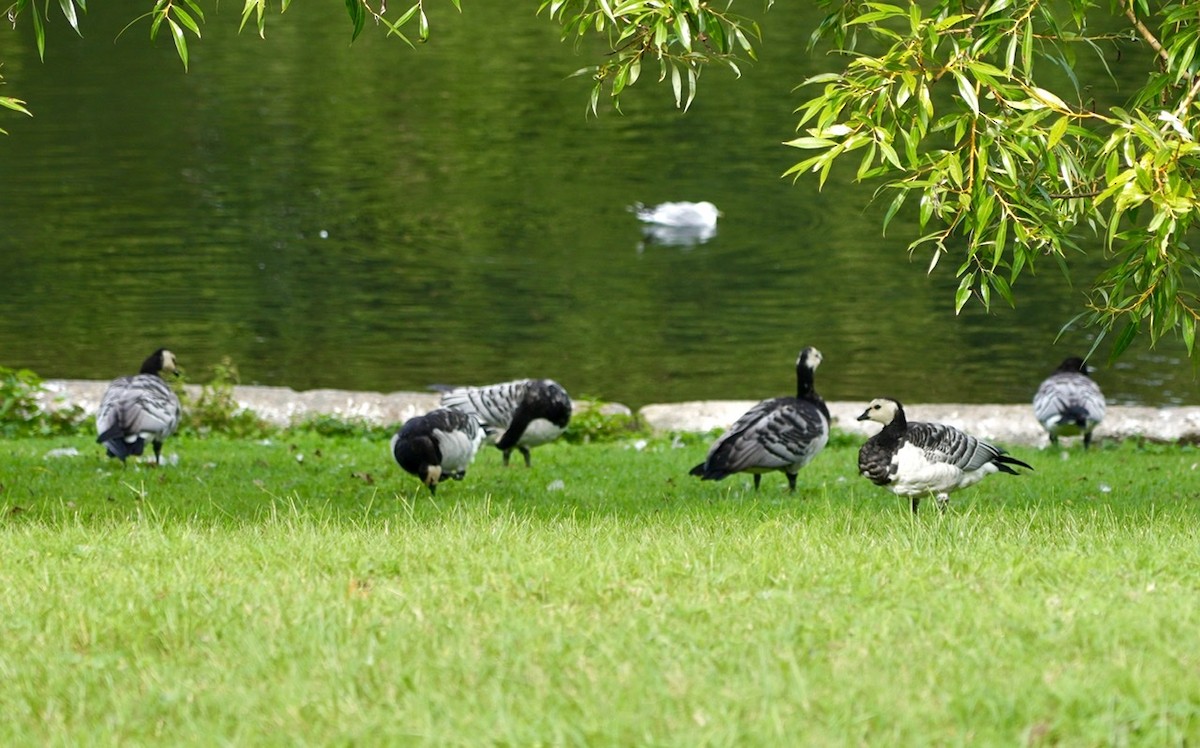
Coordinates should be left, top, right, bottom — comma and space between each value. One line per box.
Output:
904, 422, 1002, 472
1034, 374, 1106, 427
96, 375, 181, 443
704, 398, 829, 474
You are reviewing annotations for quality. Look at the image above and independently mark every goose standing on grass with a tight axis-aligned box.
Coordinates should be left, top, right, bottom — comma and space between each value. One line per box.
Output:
390, 408, 484, 494
439, 379, 572, 467
95, 348, 182, 465
1033, 356, 1106, 449
856, 398, 1033, 513
689, 346, 830, 492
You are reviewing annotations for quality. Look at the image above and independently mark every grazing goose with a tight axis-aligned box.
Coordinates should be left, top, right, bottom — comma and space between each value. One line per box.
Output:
390, 408, 485, 494
1033, 357, 1106, 449
95, 348, 182, 465
857, 398, 1033, 513
689, 346, 830, 492
439, 379, 572, 467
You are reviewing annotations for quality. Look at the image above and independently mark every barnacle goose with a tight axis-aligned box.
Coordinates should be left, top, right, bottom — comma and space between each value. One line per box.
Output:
857, 398, 1033, 513
439, 379, 571, 467
390, 408, 485, 494
1033, 356, 1106, 449
95, 348, 182, 465
689, 346, 830, 492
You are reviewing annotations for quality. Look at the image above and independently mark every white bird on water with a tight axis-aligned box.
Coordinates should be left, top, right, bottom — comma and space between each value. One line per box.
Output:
634, 201, 721, 228
632, 201, 721, 247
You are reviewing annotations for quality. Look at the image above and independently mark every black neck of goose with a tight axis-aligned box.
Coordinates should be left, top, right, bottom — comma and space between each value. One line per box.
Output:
880, 406, 908, 439
140, 352, 163, 376
795, 362, 817, 401
1058, 358, 1087, 375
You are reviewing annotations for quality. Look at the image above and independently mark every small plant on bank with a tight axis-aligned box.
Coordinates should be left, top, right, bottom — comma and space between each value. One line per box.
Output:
286, 414, 392, 440
563, 396, 649, 444
0, 366, 86, 437
179, 357, 270, 439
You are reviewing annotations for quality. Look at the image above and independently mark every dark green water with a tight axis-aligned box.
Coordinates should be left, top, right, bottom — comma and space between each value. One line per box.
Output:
0, 4, 1194, 407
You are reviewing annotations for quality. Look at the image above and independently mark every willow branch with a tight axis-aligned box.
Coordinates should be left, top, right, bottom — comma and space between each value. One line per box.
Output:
1176, 75, 1200, 118
1124, 1, 1168, 65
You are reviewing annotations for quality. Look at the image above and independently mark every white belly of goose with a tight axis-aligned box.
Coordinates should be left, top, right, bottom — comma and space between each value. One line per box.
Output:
502, 418, 566, 449
434, 427, 481, 475
886, 441, 997, 497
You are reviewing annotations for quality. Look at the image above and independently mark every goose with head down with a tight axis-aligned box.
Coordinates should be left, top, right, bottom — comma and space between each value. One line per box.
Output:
439, 379, 572, 467
391, 408, 485, 494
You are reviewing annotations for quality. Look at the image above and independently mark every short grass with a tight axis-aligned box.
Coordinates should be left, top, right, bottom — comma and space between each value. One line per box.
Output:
2, 431, 1199, 745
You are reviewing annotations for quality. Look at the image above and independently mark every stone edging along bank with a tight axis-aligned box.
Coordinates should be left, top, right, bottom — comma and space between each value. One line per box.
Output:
39, 380, 1200, 447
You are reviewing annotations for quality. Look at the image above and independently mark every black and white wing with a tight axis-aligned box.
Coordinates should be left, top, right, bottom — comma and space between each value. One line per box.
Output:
1034, 372, 1106, 432
440, 380, 525, 439
95, 374, 181, 458
692, 398, 829, 479
904, 422, 1005, 471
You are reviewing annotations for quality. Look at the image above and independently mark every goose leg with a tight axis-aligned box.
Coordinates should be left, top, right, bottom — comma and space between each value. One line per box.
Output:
520, 446, 532, 468
753, 474, 762, 491
786, 473, 797, 493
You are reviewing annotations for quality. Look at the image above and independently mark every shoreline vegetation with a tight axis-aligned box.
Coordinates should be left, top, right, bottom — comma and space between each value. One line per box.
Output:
32, 378, 1200, 446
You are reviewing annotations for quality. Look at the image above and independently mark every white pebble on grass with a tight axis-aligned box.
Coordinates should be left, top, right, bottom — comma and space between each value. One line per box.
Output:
546, 479, 565, 492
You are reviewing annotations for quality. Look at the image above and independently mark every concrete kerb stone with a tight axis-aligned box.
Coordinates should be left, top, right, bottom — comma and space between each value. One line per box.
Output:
37, 380, 1200, 446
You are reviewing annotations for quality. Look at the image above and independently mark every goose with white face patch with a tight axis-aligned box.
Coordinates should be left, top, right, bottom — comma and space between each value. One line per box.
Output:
857, 397, 1033, 513
439, 379, 572, 467
689, 347, 831, 492
95, 348, 182, 465
1033, 356, 1106, 449
390, 408, 485, 494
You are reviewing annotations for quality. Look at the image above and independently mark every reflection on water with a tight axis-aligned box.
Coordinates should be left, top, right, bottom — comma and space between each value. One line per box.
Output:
0, 3, 1195, 408
637, 221, 717, 249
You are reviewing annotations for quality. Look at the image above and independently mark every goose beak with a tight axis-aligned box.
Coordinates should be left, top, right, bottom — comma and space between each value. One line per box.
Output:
856, 409, 871, 421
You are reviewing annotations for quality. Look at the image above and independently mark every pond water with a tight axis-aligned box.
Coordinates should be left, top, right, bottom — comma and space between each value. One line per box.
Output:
0, 3, 1195, 408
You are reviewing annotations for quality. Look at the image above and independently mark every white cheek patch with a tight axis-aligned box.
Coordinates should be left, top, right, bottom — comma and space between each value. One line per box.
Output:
425, 464, 443, 485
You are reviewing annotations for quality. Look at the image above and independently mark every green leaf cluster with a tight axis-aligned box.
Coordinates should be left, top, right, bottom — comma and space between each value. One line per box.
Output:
539, 0, 768, 113
786, 0, 1200, 359
177, 357, 271, 439
0, 366, 86, 437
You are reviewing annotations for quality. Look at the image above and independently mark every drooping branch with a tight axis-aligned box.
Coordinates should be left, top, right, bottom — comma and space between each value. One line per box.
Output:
1123, 1, 1168, 66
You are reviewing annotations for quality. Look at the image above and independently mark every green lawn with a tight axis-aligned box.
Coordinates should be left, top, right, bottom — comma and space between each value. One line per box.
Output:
2, 432, 1199, 745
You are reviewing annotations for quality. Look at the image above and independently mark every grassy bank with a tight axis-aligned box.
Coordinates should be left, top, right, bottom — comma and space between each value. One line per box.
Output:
2, 432, 1199, 744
